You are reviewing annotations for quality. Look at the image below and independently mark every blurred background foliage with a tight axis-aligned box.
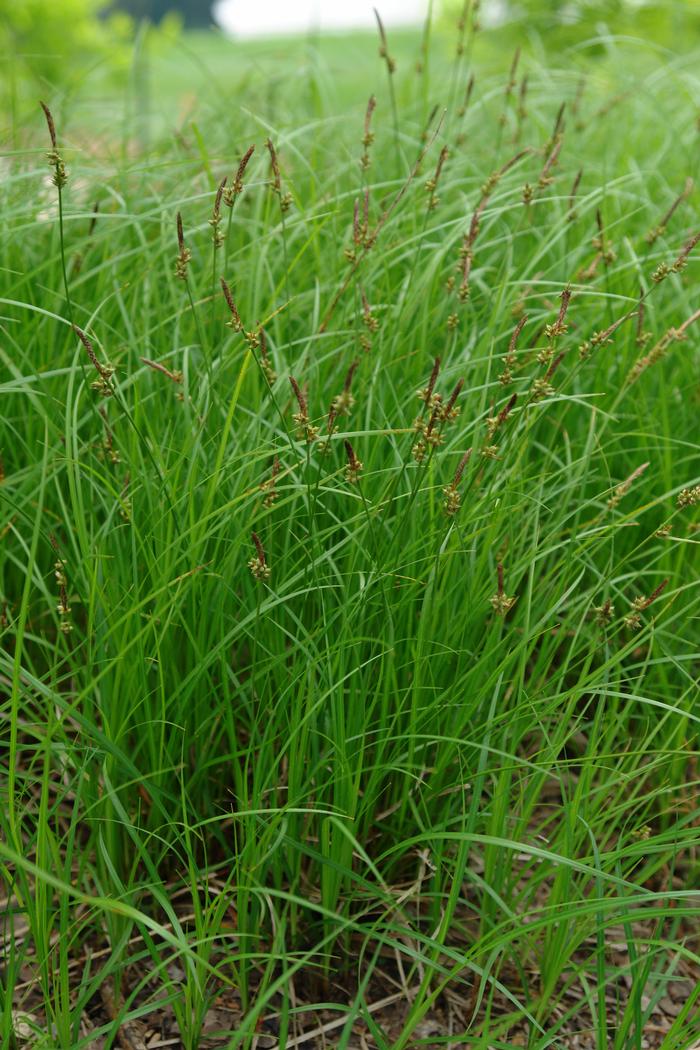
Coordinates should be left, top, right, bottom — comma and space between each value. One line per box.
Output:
1, 0, 133, 83
1, 0, 699, 115
466, 0, 700, 52
0, 0, 179, 91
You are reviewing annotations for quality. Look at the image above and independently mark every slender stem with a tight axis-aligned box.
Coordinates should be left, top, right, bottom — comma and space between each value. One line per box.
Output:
57, 187, 74, 325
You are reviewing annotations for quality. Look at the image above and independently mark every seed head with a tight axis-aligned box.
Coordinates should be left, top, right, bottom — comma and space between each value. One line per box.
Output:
646, 179, 693, 245
412, 438, 427, 464
531, 377, 555, 401
74, 325, 114, 396
51, 536, 72, 633
652, 262, 670, 284
361, 289, 379, 332
439, 378, 464, 423
625, 578, 669, 628
259, 328, 277, 385
678, 485, 700, 508
361, 95, 377, 168
671, 229, 700, 274
40, 100, 57, 148
489, 562, 517, 616
332, 360, 359, 416
442, 448, 472, 516
343, 440, 363, 483
174, 212, 192, 280
141, 357, 183, 385
500, 314, 527, 385
290, 376, 318, 442
261, 457, 281, 507
248, 531, 271, 581
224, 144, 255, 205
417, 357, 441, 406
374, 8, 396, 73
593, 599, 614, 627
607, 462, 649, 510
267, 138, 292, 209
209, 177, 227, 247
424, 403, 443, 447
40, 101, 68, 188
425, 145, 449, 210
220, 277, 244, 332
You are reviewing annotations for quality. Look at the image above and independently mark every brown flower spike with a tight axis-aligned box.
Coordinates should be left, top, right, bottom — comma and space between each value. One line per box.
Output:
489, 562, 517, 616
249, 531, 271, 581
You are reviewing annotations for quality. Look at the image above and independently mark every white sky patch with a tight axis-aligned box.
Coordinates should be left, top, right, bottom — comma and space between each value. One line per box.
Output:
213, 0, 429, 38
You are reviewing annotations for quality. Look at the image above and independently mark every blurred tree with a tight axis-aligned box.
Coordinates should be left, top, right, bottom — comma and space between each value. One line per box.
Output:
445, 0, 700, 51
0, 0, 133, 83
115, 0, 213, 26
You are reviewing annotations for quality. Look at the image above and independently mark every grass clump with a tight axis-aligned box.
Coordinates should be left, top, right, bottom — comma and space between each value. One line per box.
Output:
1, 17, 700, 1050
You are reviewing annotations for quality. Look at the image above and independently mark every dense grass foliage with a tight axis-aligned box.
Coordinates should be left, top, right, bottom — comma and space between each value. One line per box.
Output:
1, 22, 700, 1050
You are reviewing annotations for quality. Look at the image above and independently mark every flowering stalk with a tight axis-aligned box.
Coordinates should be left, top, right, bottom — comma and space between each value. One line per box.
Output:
73, 326, 114, 398
249, 531, 271, 581
442, 448, 472, 515
290, 376, 318, 443
500, 314, 528, 385
224, 145, 255, 270
624, 578, 669, 630
489, 562, 517, 616
40, 101, 72, 322
360, 95, 376, 171
374, 7, 399, 160
343, 439, 363, 484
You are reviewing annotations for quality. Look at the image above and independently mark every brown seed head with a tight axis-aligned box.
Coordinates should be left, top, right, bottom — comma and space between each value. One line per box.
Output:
220, 277, 243, 331
266, 138, 282, 193
441, 378, 464, 421
425, 356, 441, 402
363, 94, 377, 145
453, 448, 472, 486
497, 392, 518, 427
40, 100, 57, 148
232, 144, 255, 196
212, 177, 227, 223
289, 375, 307, 417
252, 531, 265, 564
